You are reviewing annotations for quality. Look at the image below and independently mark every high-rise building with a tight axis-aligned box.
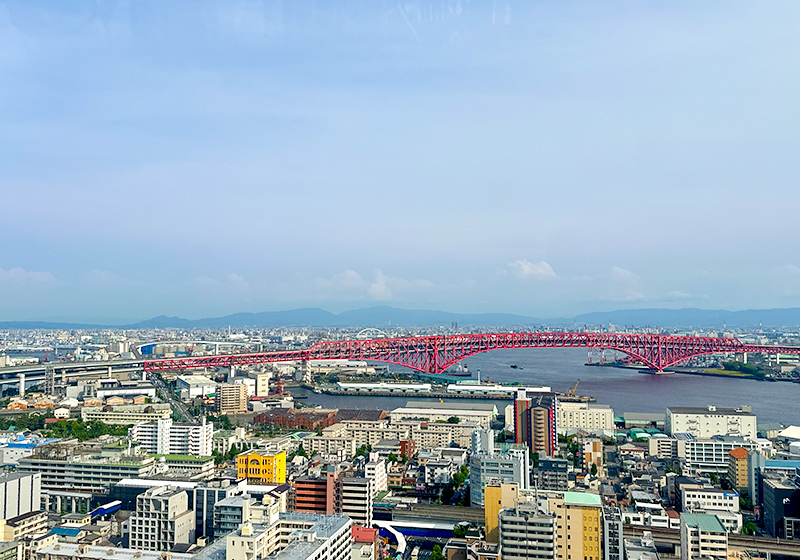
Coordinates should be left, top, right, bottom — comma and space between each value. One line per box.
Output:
364, 454, 387, 495
215, 383, 248, 415
727, 447, 749, 491
0, 473, 41, 520
548, 492, 602, 560
514, 390, 557, 456
128, 486, 194, 551
293, 469, 339, 515
470, 429, 529, 507
536, 457, 569, 491
236, 449, 287, 484
679, 513, 728, 560
498, 501, 557, 560
129, 417, 213, 456
338, 477, 372, 527
484, 482, 519, 543
602, 507, 623, 560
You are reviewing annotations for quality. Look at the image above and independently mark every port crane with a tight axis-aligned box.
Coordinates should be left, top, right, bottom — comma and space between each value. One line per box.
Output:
567, 379, 580, 397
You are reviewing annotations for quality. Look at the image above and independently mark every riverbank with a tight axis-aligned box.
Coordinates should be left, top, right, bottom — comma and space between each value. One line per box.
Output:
316, 386, 595, 402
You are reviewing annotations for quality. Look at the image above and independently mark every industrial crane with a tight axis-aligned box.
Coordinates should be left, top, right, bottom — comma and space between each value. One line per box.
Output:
567, 379, 580, 397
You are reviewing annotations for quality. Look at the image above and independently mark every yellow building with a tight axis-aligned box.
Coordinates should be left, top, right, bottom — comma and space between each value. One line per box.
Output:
237, 450, 286, 484
547, 491, 602, 560
484, 483, 520, 543
727, 447, 749, 491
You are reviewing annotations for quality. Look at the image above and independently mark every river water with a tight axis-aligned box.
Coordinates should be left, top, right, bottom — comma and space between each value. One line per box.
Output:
292, 348, 800, 428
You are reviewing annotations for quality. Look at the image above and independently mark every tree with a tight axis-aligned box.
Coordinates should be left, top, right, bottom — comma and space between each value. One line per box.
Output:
453, 523, 469, 538
590, 463, 598, 476
441, 484, 456, 505
709, 473, 719, 485
447, 416, 460, 424
741, 521, 757, 536
430, 545, 445, 560
387, 453, 398, 463
296, 443, 307, 457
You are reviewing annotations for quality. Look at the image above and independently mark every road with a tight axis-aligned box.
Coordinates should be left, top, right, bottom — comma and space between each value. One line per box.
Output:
149, 372, 196, 423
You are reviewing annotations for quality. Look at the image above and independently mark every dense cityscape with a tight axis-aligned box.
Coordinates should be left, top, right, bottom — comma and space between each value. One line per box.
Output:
4, 2, 799, 560
0, 325, 797, 560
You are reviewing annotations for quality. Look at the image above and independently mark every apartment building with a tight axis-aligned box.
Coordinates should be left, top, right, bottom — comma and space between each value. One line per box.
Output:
128, 486, 194, 551
498, 501, 557, 560
338, 477, 372, 527
18, 444, 163, 493
484, 483, 520, 543
0, 473, 41, 520
81, 403, 172, 425
602, 507, 623, 560
364, 455, 387, 495
557, 402, 614, 434
727, 447, 749, 491
340, 420, 411, 448
469, 429, 529, 507
682, 437, 759, 477
666, 406, 756, 439
215, 383, 248, 415
679, 513, 728, 560
514, 391, 557, 456
129, 417, 213, 456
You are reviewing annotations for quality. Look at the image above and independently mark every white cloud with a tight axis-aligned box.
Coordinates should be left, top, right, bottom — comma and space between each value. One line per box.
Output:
368, 270, 393, 300
0, 267, 56, 284
312, 269, 433, 301
663, 290, 693, 301
508, 260, 557, 279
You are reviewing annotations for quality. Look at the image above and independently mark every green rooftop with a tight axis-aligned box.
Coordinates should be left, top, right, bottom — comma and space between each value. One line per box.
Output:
563, 491, 602, 507
151, 454, 213, 462
681, 513, 726, 533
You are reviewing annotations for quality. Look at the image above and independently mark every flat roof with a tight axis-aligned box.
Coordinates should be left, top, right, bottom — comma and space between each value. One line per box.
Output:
681, 513, 726, 533
404, 400, 497, 412
668, 406, 754, 416
563, 491, 602, 506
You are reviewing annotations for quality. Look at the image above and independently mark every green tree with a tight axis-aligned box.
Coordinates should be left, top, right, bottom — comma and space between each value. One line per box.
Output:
430, 545, 445, 560
453, 524, 468, 538
590, 463, 598, 476
447, 416, 460, 424
296, 443, 307, 457
741, 521, 757, 536
709, 473, 719, 485
441, 484, 456, 505
387, 453, 398, 463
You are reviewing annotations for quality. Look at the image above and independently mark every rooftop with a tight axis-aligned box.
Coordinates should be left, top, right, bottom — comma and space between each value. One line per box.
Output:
563, 491, 602, 507
681, 513, 727, 533
668, 406, 754, 416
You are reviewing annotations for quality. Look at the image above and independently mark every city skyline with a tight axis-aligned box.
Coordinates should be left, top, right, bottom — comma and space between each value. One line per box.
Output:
3, 2, 800, 322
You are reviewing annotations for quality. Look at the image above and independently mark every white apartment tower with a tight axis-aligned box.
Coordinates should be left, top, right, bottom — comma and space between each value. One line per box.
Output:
129, 417, 213, 456
129, 486, 194, 551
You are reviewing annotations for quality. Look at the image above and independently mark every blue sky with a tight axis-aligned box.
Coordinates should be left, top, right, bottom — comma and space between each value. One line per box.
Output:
2, 1, 800, 323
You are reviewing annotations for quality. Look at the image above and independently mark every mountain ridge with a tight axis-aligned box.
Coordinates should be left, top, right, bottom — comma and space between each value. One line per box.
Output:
3, 305, 800, 329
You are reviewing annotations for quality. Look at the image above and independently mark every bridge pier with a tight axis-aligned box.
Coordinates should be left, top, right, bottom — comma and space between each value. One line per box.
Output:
18, 373, 24, 398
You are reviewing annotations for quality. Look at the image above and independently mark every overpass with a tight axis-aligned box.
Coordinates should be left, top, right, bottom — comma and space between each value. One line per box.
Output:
142, 332, 800, 374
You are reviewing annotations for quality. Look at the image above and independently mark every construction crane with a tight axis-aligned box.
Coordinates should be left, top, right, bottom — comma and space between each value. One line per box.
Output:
567, 379, 580, 397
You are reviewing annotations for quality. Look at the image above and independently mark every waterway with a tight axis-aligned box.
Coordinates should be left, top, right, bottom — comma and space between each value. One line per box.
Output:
291, 348, 800, 428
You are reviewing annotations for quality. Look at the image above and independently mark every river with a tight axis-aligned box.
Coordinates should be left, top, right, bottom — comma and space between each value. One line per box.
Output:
291, 348, 800, 428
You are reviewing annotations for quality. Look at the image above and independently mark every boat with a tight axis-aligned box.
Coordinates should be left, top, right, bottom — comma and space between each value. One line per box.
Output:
510, 364, 524, 370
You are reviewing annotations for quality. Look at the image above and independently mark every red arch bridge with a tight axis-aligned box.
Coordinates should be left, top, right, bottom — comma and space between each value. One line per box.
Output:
142, 333, 800, 374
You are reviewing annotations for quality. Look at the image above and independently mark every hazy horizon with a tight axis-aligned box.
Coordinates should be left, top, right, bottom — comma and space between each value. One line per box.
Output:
3, 2, 800, 323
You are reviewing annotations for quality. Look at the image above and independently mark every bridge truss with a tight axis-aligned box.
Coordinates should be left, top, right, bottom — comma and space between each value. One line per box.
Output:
142, 333, 800, 374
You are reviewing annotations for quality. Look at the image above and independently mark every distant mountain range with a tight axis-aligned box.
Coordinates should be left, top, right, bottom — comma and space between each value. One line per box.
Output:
2, 305, 800, 330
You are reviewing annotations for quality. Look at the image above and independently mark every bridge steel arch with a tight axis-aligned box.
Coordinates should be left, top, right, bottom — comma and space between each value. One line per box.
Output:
142, 332, 800, 374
